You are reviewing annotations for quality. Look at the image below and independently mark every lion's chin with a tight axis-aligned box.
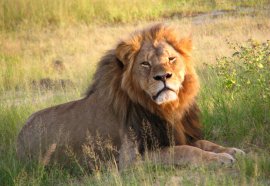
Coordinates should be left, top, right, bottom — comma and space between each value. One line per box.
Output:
153, 90, 178, 105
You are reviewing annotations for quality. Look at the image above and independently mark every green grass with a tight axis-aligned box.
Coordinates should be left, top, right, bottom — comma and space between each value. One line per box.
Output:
0, 40, 269, 185
199, 40, 270, 150
1, 0, 269, 31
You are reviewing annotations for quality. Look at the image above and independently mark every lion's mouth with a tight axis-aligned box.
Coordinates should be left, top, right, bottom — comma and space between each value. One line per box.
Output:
152, 87, 178, 105
152, 87, 174, 100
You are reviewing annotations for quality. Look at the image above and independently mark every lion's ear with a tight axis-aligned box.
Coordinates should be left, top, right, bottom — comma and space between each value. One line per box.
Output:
179, 36, 193, 56
116, 35, 142, 65
115, 41, 133, 65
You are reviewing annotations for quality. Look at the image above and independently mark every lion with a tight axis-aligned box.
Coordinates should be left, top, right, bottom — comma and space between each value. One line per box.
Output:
17, 24, 244, 170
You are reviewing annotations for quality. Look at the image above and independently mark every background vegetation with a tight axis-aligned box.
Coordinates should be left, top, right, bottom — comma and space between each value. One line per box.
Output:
1, 0, 269, 30
0, 0, 269, 185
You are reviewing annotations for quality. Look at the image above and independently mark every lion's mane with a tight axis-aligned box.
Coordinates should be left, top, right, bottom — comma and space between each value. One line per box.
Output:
86, 24, 202, 153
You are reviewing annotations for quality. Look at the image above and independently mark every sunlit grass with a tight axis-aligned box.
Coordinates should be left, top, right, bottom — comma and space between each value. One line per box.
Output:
1, 0, 269, 31
1, 11, 269, 93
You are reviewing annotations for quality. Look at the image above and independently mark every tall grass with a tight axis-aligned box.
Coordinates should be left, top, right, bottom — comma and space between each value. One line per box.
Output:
1, 0, 269, 30
199, 40, 270, 150
0, 40, 269, 185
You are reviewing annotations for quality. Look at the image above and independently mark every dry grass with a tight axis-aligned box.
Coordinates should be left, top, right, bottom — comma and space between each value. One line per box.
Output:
1, 0, 268, 30
1, 10, 269, 93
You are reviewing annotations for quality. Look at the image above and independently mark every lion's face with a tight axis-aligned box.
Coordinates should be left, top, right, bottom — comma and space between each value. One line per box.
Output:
133, 41, 185, 105
116, 24, 193, 106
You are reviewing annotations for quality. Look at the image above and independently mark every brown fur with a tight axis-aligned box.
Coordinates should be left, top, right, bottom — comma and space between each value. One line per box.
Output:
87, 24, 201, 148
17, 24, 244, 169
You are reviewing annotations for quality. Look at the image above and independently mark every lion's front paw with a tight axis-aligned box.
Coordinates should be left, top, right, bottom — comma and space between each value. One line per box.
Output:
205, 152, 235, 166
216, 153, 235, 165
224, 147, 245, 157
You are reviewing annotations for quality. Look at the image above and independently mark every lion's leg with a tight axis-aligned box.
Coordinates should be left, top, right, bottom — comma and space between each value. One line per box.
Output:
146, 145, 235, 166
193, 140, 245, 157
119, 140, 235, 170
119, 135, 141, 170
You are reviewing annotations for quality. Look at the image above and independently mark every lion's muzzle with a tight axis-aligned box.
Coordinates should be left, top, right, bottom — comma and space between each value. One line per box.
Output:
152, 83, 179, 105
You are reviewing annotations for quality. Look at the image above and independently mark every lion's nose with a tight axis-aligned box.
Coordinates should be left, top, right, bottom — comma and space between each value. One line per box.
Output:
153, 73, 172, 81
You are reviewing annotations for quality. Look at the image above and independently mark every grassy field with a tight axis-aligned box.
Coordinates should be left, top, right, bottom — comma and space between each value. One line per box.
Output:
1, 0, 269, 31
0, 0, 270, 185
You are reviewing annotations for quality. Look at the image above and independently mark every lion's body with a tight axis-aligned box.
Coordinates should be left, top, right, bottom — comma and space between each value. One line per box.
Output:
17, 92, 120, 162
17, 24, 244, 168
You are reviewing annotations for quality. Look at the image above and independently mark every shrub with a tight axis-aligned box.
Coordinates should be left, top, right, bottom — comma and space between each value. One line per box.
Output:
213, 40, 270, 102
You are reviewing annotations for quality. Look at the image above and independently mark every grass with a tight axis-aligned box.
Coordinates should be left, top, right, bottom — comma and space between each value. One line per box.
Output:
200, 40, 270, 148
1, 10, 269, 93
1, 0, 269, 31
0, 1, 270, 185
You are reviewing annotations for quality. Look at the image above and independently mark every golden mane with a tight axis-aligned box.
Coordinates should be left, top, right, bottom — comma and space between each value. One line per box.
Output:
86, 24, 202, 151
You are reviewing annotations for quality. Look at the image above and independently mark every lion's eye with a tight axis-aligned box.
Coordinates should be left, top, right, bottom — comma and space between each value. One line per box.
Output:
141, 61, 151, 68
169, 57, 176, 63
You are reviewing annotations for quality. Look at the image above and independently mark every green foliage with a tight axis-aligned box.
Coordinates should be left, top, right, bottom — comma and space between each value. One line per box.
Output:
214, 40, 270, 101
200, 41, 270, 151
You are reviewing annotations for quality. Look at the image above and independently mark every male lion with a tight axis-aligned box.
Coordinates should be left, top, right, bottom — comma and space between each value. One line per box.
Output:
17, 24, 244, 169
